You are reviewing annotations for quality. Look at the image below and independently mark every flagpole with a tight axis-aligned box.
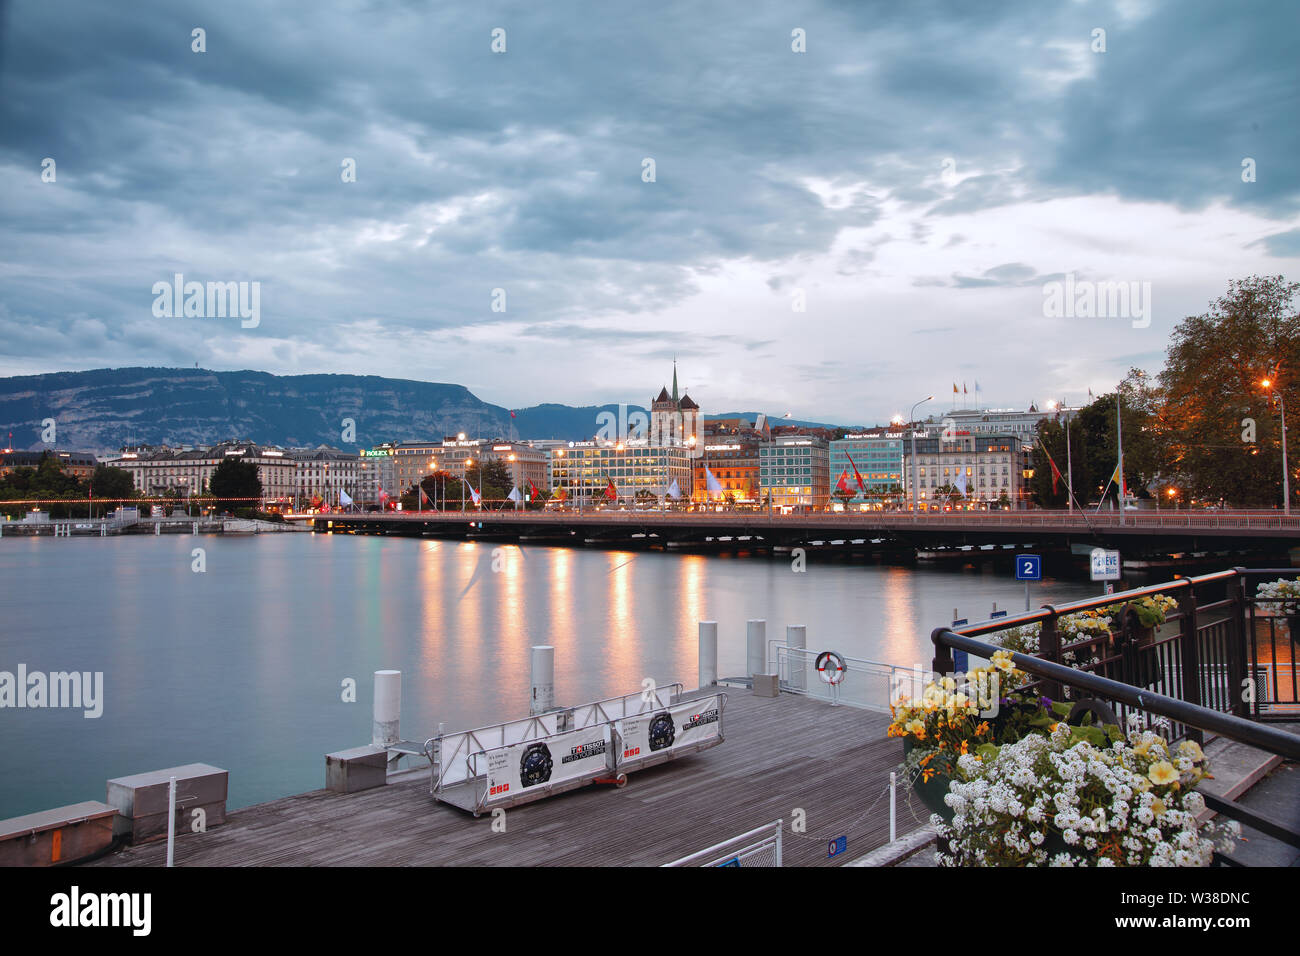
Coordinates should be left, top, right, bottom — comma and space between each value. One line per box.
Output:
1116, 393, 1125, 524
1066, 413, 1074, 513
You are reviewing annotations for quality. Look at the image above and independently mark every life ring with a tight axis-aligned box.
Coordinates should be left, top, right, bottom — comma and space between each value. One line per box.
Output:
815, 651, 847, 685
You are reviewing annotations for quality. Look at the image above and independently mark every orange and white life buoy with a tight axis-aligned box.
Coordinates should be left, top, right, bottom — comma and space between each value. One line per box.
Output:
815, 651, 847, 685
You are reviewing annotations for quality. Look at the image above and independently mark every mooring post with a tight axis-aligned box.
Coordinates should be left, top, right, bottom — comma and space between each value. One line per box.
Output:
530, 645, 555, 714
747, 619, 766, 678
372, 670, 401, 747
698, 621, 718, 688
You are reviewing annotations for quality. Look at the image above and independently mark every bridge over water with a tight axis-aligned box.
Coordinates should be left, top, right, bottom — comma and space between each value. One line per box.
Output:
293, 509, 1300, 562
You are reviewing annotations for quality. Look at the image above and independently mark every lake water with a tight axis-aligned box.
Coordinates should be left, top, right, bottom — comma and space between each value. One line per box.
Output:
0, 533, 1099, 819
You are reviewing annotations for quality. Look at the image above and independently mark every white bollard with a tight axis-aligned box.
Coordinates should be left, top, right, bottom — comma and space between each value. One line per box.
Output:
786, 624, 807, 691
372, 670, 401, 746
530, 645, 555, 715
698, 621, 718, 688
746, 619, 766, 678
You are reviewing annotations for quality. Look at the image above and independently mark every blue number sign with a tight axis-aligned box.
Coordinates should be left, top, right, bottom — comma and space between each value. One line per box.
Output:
1015, 555, 1041, 581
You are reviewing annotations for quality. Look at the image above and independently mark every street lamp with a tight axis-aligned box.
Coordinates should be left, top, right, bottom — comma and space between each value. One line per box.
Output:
910, 395, 934, 513
1261, 377, 1291, 515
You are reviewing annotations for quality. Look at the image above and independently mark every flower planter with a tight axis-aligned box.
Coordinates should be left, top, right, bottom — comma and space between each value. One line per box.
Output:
903, 738, 956, 822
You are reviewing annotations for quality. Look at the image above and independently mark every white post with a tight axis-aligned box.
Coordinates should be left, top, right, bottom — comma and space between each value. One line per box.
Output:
889, 771, 897, 843
786, 624, 806, 690
372, 669, 401, 747
698, 622, 718, 688
166, 775, 177, 867
530, 645, 555, 715
746, 619, 766, 678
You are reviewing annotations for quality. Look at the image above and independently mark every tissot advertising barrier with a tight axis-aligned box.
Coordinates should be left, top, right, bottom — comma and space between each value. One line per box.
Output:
616, 695, 724, 766
483, 725, 612, 804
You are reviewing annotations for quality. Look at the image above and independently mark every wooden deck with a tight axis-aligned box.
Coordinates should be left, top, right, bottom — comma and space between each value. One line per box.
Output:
88, 691, 919, 867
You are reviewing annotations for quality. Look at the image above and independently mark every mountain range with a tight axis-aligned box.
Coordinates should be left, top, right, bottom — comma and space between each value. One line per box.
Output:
0, 367, 851, 454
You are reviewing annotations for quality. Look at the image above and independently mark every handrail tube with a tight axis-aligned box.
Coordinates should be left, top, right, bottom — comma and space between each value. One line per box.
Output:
930, 628, 1300, 760
661, 819, 782, 867
1201, 793, 1300, 849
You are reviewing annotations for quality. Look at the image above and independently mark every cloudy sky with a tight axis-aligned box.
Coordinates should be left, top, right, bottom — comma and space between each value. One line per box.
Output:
1, 0, 1297, 423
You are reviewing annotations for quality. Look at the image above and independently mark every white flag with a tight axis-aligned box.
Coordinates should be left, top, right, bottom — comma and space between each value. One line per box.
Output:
704, 467, 723, 496
955, 472, 967, 495
463, 478, 481, 506
508, 486, 522, 503
339, 489, 353, 507
666, 479, 682, 499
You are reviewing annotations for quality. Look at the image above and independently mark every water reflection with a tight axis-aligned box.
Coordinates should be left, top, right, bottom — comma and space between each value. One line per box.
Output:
0, 535, 1099, 819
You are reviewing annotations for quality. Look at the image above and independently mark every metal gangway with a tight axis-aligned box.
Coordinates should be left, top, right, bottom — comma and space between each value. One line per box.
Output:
424, 682, 728, 815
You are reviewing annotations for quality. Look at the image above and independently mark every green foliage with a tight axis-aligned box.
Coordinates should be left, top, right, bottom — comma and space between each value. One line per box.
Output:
1158, 275, 1299, 508
91, 465, 135, 501
209, 459, 262, 508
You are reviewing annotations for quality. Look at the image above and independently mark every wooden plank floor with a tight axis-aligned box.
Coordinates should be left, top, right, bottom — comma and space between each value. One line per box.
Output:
89, 691, 922, 867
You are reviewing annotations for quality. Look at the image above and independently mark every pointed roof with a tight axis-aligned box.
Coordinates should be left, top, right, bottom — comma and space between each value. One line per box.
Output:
678, 392, 698, 410
671, 361, 679, 403
654, 386, 671, 404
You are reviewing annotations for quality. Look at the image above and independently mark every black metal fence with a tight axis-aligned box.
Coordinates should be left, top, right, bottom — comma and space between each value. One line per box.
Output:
929, 567, 1300, 863
932, 568, 1299, 741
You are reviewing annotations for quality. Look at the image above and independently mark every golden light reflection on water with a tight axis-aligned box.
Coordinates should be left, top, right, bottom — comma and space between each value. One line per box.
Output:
605, 551, 637, 674
879, 566, 923, 667
672, 555, 708, 682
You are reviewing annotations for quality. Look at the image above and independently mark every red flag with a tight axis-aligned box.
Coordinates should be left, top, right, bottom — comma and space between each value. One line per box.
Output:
844, 450, 868, 492
835, 470, 852, 494
528, 478, 540, 498
604, 479, 618, 501
510, 410, 517, 418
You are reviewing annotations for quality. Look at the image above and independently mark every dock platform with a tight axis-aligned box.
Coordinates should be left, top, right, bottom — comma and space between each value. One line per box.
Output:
88, 692, 916, 867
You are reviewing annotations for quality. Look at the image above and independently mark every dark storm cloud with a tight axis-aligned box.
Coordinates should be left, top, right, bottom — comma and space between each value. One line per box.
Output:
0, 0, 1296, 411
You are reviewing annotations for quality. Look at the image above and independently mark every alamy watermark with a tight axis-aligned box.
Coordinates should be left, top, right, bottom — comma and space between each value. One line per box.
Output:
1042, 273, 1151, 328
152, 273, 260, 328
1, 665, 103, 718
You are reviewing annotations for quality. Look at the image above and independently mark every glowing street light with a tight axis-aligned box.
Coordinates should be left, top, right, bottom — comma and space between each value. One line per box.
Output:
909, 395, 934, 513
1259, 376, 1290, 514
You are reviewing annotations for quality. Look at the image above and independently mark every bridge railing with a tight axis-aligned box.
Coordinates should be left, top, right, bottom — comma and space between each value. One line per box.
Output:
307, 509, 1300, 532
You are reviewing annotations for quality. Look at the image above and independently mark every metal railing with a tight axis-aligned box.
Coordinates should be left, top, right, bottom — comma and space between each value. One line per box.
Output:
930, 569, 1300, 863
771, 646, 926, 713
309, 509, 1300, 532
936, 568, 1300, 725
662, 819, 783, 867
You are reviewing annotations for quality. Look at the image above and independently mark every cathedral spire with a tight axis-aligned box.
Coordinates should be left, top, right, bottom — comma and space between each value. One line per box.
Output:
671, 359, 679, 404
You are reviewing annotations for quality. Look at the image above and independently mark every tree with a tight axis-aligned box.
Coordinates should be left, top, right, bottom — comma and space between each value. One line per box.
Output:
91, 465, 135, 502
209, 459, 262, 510
401, 469, 456, 511
1158, 276, 1299, 507
464, 459, 513, 509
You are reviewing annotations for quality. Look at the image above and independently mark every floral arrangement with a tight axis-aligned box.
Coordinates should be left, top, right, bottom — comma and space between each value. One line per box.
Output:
1255, 578, 1300, 620
991, 593, 1181, 668
1102, 593, 1180, 629
933, 717, 1238, 867
890, 651, 1106, 783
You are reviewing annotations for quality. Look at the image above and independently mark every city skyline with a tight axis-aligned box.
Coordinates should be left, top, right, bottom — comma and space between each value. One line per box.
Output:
3, 1, 1298, 424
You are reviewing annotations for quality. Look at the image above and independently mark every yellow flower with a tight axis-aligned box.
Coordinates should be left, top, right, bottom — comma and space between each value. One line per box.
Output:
905, 719, 925, 737
1178, 740, 1204, 762
1148, 761, 1178, 786
1152, 797, 1166, 816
